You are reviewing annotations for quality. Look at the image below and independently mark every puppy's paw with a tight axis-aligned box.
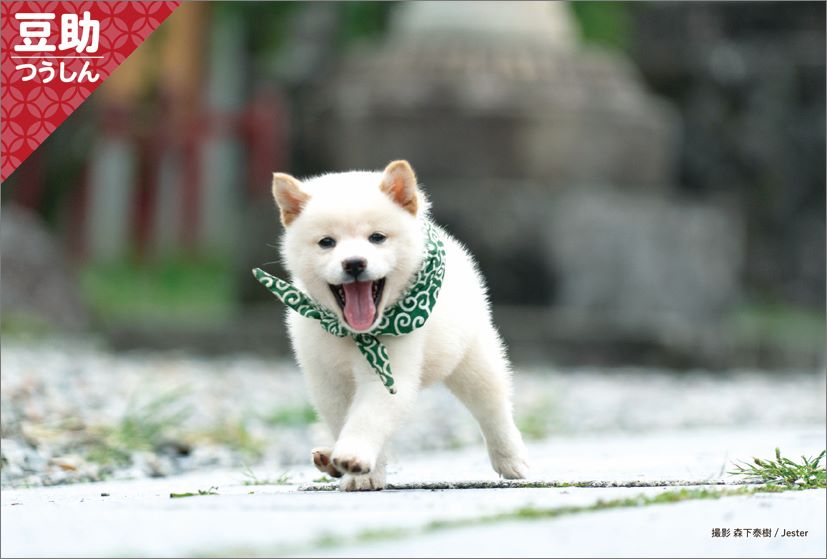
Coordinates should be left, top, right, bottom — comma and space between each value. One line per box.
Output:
311, 447, 342, 478
492, 452, 530, 480
331, 440, 375, 476
339, 471, 385, 492
331, 453, 372, 475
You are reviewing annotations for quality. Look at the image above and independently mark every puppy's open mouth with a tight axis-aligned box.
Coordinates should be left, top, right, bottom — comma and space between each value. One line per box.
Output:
329, 278, 385, 331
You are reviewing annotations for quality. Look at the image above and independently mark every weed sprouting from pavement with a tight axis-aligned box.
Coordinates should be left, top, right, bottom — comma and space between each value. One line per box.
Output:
729, 448, 826, 489
241, 465, 292, 486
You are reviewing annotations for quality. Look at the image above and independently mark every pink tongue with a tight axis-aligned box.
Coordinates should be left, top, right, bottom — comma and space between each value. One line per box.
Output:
342, 281, 376, 330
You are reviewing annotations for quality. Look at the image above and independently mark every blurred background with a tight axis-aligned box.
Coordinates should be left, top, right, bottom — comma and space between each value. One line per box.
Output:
1, 2, 825, 487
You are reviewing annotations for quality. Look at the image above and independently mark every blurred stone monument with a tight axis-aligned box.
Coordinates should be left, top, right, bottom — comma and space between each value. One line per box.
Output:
306, 1, 676, 188
300, 1, 745, 365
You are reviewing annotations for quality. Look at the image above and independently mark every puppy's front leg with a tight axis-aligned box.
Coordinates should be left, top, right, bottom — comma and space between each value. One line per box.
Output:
331, 350, 421, 490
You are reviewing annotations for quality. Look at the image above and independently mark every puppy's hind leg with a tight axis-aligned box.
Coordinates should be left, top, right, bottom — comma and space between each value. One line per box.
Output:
445, 329, 529, 479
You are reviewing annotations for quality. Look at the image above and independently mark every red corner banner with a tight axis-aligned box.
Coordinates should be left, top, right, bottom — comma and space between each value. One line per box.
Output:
1, 1, 180, 181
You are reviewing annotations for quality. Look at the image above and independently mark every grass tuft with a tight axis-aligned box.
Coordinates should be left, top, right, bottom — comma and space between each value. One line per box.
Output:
241, 465, 292, 486
86, 389, 192, 467
116, 390, 193, 451
729, 448, 826, 489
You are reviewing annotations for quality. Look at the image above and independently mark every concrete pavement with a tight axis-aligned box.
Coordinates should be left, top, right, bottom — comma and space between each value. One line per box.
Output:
1, 426, 824, 558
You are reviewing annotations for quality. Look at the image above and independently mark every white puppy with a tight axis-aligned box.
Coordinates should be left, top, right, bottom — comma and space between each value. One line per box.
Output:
267, 160, 529, 491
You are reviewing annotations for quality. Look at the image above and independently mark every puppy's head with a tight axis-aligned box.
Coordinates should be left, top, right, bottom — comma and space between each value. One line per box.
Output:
272, 160, 428, 333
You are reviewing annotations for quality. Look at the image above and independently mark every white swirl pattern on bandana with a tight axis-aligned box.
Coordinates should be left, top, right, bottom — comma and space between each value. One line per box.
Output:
252, 221, 446, 394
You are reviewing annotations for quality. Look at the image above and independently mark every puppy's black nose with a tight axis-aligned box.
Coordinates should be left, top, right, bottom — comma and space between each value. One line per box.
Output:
342, 257, 367, 278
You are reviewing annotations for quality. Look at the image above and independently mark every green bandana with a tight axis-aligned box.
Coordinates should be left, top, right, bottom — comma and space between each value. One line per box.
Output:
252, 221, 446, 395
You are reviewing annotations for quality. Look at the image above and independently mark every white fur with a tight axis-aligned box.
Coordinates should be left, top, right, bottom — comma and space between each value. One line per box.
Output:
275, 167, 529, 490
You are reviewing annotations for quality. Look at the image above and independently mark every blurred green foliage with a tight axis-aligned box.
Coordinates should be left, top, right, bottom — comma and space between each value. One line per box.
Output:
728, 302, 825, 350
339, 2, 395, 44
218, 1, 395, 58
0, 313, 55, 338
217, 0, 632, 55
570, 1, 632, 52
218, 1, 301, 56
516, 396, 558, 441
117, 389, 193, 449
80, 256, 236, 325
264, 403, 318, 427
199, 418, 264, 459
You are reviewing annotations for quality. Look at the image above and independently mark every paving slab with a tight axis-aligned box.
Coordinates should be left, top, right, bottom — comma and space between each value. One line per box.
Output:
1, 426, 824, 558
312, 491, 826, 558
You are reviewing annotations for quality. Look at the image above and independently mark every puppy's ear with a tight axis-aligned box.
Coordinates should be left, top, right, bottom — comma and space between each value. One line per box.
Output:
272, 172, 309, 227
380, 160, 418, 216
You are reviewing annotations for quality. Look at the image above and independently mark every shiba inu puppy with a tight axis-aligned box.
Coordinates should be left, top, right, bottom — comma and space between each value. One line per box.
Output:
265, 160, 528, 491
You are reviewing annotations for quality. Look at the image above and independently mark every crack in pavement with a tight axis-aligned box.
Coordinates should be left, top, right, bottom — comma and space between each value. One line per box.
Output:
297, 478, 758, 491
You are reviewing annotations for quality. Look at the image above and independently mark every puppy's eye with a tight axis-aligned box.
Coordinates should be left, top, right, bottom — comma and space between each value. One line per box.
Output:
368, 232, 387, 244
318, 237, 336, 249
